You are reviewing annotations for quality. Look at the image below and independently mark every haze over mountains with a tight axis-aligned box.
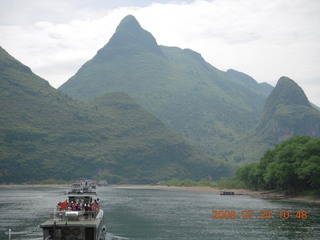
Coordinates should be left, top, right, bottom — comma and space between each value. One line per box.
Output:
254, 77, 320, 143
1, 15, 319, 183
59, 15, 320, 162
59, 15, 271, 158
233, 77, 320, 162
0, 46, 229, 183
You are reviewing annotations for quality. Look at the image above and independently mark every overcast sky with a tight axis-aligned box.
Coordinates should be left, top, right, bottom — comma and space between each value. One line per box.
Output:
1, 0, 319, 106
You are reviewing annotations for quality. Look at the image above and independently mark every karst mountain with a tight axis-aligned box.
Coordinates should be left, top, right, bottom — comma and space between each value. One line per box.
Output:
0, 46, 230, 183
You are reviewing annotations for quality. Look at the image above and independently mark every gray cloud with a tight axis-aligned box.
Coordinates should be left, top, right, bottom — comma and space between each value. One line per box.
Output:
0, 0, 319, 106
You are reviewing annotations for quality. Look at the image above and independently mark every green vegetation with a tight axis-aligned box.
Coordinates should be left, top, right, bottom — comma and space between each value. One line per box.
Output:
164, 177, 245, 189
254, 77, 320, 144
59, 15, 320, 165
236, 136, 320, 194
1, 15, 320, 185
231, 77, 320, 164
0, 46, 231, 184
59, 15, 273, 161
165, 178, 217, 187
39, 178, 68, 185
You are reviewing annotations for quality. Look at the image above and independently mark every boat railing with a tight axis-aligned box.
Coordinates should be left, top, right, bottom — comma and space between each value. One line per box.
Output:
50, 210, 97, 221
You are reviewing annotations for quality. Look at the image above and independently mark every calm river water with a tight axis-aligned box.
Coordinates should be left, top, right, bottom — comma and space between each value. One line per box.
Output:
0, 186, 319, 240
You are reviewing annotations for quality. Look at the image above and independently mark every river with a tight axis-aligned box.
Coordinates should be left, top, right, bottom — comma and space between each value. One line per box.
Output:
0, 186, 319, 239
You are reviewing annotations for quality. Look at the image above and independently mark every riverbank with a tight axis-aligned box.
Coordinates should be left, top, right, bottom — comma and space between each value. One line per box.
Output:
1, 183, 319, 204
0, 184, 69, 188
112, 185, 320, 204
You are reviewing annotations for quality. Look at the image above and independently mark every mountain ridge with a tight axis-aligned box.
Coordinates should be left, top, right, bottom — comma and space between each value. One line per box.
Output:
1, 13, 319, 183
94, 14, 163, 63
59, 15, 319, 164
0, 46, 230, 183
232, 76, 320, 163
254, 76, 320, 143
59, 15, 273, 159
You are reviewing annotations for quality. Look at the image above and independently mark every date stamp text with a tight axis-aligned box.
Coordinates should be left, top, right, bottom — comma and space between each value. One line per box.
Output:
211, 210, 308, 220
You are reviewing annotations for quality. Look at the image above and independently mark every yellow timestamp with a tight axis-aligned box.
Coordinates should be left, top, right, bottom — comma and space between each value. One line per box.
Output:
211, 210, 308, 220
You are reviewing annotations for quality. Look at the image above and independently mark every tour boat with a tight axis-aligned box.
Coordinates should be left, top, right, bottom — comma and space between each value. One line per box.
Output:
67, 179, 97, 194
40, 188, 106, 240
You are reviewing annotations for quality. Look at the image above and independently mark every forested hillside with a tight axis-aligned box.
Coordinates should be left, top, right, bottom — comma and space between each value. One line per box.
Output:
0, 46, 230, 183
2, 15, 319, 184
255, 77, 320, 143
229, 77, 320, 163
59, 15, 272, 160
236, 136, 320, 194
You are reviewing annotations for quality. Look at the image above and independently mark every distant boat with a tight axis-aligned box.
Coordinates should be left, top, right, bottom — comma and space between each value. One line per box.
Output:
97, 180, 108, 187
67, 179, 97, 195
220, 190, 243, 195
220, 190, 235, 195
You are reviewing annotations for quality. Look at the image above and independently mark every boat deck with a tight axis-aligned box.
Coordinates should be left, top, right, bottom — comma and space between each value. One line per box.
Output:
40, 209, 104, 228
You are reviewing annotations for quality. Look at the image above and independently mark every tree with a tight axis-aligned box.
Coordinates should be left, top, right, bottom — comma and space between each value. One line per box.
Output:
236, 136, 320, 193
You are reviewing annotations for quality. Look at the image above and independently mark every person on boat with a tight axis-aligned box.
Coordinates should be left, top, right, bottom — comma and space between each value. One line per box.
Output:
72, 202, 77, 211
56, 202, 62, 211
76, 200, 81, 211
84, 203, 90, 219
77, 199, 83, 209
95, 199, 100, 211
91, 201, 96, 211
84, 203, 90, 211
59, 200, 68, 211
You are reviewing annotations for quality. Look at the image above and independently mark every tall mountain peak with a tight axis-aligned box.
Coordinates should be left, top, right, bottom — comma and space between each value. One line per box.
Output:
1, 46, 229, 183
261, 76, 310, 121
116, 14, 142, 32
93, 15, 162, 61
269, 76, 310, 106
254, 76, 320, 143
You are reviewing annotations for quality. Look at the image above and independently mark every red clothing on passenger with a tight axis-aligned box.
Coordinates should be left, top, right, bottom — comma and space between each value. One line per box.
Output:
60, 200, 68, 210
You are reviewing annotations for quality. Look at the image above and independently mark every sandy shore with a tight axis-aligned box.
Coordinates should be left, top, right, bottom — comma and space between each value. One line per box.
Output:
1, 184, 319, 204
112, 185, 320, 204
